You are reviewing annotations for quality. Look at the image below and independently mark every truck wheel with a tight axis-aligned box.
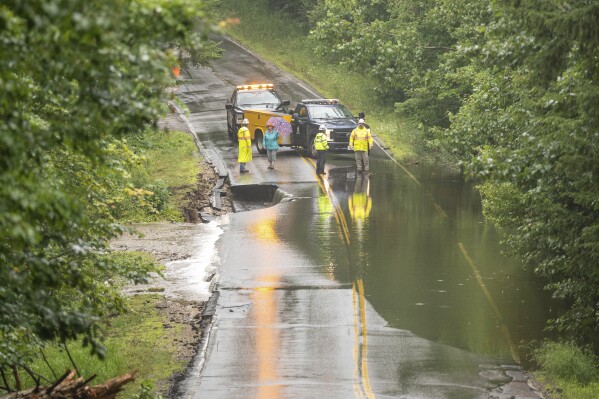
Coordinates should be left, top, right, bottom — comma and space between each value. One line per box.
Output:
308, 135, 317, 159
255, 131, 266, 154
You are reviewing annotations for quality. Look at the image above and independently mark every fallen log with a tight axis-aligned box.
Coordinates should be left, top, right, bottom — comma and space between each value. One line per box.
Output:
0, 370, 135, 399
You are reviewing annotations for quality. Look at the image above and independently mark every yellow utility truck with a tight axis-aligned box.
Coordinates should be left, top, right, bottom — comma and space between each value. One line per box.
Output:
243, 108, 293, 154
225, 83, 290, 140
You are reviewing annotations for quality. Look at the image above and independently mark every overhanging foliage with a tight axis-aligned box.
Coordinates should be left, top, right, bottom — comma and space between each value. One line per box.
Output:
302, 0, 599, 348
0, 0, 220, 368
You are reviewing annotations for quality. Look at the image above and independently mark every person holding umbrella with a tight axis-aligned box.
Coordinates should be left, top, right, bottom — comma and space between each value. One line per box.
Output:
263, 120, 280, 169
237, 118, 252, 173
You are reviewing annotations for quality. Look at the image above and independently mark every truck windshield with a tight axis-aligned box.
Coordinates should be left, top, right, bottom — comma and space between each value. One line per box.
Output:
308, 104, 354, 120
236, 90, 280, 107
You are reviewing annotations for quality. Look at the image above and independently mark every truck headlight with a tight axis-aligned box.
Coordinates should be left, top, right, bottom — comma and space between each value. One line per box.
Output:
235, 114, 244, 124
325, 128, 332, 140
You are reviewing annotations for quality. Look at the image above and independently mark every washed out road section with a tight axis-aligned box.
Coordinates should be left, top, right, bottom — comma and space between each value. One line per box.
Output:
176, 36, 548, 398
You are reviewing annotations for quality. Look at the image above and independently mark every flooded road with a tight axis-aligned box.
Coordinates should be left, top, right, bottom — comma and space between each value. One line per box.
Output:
178, 37, 553, 398
303, 161, 555, 363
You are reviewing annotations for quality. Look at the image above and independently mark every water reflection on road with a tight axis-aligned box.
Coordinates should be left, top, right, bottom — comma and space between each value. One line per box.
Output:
249, 214, 282, 399
180, 141, 556, 398
306, 157, 555, 364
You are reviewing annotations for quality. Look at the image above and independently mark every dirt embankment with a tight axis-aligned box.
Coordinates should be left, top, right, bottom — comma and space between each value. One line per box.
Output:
113, 112, 231, 397
158, 112, 232, 222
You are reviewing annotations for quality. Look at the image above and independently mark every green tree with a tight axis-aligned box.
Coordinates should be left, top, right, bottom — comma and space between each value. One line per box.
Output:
309, 0, 491, 133
0, 0, 219, 371
309, 0, 599, 348
445, 1, 599, 346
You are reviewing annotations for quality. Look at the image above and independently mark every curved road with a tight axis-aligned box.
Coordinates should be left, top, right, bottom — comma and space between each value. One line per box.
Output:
177, 37, 544, 399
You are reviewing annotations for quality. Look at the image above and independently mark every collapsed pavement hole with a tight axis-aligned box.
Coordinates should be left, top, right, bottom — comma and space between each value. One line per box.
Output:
231, 184, 292, 212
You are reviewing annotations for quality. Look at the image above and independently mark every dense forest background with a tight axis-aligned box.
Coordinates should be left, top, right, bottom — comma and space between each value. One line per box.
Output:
263, 0, 599, 350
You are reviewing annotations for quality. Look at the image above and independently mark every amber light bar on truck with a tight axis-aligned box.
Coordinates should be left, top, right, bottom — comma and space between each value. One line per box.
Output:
301, 99, 339, 104
236, 83, 274, 90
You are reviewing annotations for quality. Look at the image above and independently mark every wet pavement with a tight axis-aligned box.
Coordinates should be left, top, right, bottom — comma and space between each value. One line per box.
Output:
176, 37, 549, 398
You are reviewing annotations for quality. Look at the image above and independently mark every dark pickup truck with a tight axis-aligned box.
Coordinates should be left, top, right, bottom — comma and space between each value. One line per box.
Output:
290, 99, 365, 158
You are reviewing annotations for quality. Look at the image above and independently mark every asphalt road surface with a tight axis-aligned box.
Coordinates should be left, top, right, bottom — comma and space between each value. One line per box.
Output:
177, 36, 546, 399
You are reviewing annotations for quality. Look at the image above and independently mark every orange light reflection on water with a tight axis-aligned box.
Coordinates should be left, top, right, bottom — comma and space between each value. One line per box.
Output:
249, 213, 282, 398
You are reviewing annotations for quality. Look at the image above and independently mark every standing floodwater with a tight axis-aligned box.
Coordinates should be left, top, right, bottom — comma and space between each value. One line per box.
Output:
293, 158, 557, 364
177, 36, 553, 398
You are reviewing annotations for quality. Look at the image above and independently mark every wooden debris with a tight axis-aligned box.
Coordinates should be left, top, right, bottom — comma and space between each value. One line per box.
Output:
0, 370, 135, 399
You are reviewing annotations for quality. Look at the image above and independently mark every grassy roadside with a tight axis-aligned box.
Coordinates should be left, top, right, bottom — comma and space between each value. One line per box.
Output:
530, 341, 599, 399
107, 119, 206, 397
17, 293, 190, 399
101, 118, 206, 397
5, 120, 206, 398
132, 129, 200, 211
218, 0, 424, 162
123, 123, 202, 223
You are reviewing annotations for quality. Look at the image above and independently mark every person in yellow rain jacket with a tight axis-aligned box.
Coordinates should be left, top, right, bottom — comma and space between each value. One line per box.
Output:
349, 118, 373, 174
237, 118, 252, 173
314, 125, 329, 175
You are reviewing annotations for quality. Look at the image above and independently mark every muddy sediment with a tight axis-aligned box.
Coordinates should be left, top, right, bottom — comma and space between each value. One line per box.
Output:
110, 111, 229, 398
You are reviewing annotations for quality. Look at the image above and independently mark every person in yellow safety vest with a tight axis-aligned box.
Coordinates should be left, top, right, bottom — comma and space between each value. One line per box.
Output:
349, 118, 373, 174
237, 118, 252, 173
314, 125, 329, 175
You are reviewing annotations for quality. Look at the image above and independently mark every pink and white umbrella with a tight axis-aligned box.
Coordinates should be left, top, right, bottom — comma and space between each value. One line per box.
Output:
266, 116, 292, 137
